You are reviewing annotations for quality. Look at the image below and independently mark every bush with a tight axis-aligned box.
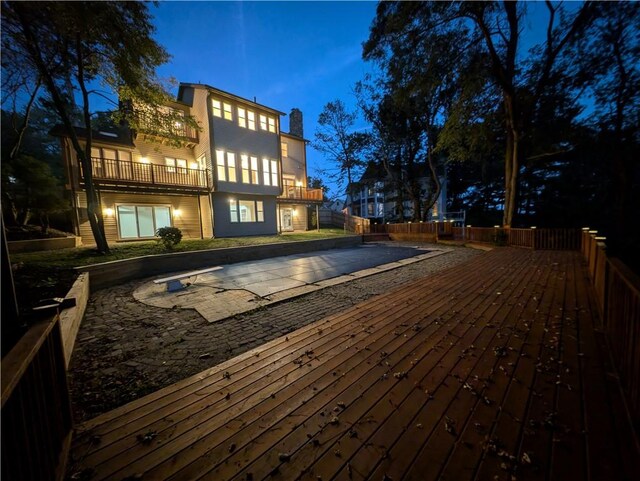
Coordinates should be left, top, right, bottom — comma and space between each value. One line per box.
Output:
156, 226, 182, 249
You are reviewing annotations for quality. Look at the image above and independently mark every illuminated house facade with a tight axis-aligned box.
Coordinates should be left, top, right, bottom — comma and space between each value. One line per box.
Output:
54, 83, 322, 244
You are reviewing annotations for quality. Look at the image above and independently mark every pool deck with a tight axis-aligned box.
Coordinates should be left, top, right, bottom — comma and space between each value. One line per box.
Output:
68, 248, 639, 481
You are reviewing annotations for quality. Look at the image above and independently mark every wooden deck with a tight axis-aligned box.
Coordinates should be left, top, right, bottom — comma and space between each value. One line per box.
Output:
68, 248, 639, 481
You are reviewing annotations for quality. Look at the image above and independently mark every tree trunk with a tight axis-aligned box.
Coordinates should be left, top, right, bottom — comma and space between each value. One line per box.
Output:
76, 35, 110, 254
423, 145, 442, 221
502, 94, 519, 228
40, 213, 50, 235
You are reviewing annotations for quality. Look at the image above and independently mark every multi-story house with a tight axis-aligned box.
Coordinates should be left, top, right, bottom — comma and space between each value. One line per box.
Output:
53, 83, 322, 244
345, 161, 448, 223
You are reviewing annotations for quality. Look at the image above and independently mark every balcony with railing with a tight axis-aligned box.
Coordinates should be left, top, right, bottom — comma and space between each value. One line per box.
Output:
133, 108, 199, 147
80, 158, 211, 192
278, 186, 323, 203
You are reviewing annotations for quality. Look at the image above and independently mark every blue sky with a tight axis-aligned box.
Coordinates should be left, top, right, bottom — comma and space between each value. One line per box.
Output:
151, 1, 378, 198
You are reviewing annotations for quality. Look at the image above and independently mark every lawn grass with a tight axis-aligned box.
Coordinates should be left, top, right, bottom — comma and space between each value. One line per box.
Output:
11, 228, 350, 269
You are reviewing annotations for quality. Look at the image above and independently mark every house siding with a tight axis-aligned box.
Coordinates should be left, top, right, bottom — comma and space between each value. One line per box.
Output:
212, 193, 277, 237
281, 134, 307, 185
77, 192, 206, 245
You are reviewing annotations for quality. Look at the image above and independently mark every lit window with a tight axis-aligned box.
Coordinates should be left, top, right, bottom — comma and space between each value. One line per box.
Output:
262, 158, 271, 186
239, 200, 256, 222
270, 160, 278, 187
241, 154, 250, 183
281, 141, 288, 158
216, 150, 226, 182
212, 99, 222, 117
223, 102, 233, 121
250, 156, 258, 184
227, 152, 237, 182
259, 114, 267, 131
238, 107, 247, 128
117, 205, 171, 239
268, 117, 276, 133
247, 111, 256, 130
257, 201, 264, 222
165, 157, 187, 173
229, 200, 238, 223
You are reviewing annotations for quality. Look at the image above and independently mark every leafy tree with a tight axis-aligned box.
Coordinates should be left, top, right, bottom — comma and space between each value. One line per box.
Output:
307, 176, 330, 200
1, 106, 67, 228
569, 2, 640, 249
361, 14, 480, 221
364, 1, 597, 227
313, 100, 369, 203
2, 1, 179, 253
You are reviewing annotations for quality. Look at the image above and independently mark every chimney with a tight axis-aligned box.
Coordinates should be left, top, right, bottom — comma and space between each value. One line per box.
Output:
289, 108, 303, 138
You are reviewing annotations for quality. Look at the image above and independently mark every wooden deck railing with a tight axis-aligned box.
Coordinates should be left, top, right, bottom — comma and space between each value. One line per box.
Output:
278, 186, 323, 202
81, 158, 211, 190
581, 230, 640, 423
1, 313, 73, 481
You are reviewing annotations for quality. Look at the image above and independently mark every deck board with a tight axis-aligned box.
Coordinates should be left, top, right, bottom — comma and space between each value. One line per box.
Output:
68, 248, 639, 481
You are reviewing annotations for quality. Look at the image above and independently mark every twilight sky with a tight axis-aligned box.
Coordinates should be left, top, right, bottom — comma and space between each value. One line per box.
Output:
151, 1, 378, 198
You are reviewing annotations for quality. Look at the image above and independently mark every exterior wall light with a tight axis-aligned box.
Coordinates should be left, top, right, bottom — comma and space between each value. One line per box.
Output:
104, 208, 114, 217
140, 157, 149, 164
292, 209, 298, 216
173, 209, 182, 218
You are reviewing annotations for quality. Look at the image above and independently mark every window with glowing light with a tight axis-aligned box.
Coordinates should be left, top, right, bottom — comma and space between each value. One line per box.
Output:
259, 114, 268, 131
212, 99, 222, 117
268, 117, 276, 133
247, 111, 256, 130
250, 156, 259, 184
228, 199, 265, 223
241, 155, 250, 183
223, 102, 233, 121
116, 205, 171, 239
281, 141, 288, 158
238, 107, 247, 128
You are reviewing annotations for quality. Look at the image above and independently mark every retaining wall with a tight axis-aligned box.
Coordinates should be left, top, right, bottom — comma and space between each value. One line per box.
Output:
8, 236, 82, 254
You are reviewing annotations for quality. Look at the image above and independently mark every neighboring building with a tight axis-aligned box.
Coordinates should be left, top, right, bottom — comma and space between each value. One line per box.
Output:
345, 161, 447, 222
53, 83, 322, 244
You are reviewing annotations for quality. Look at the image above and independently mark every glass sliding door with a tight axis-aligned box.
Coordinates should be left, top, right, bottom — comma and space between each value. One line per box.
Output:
117, 205, 172, 239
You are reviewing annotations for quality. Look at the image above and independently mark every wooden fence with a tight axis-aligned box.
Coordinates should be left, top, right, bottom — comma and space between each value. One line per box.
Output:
1, 313, 73, 481
581, 230, 640, 425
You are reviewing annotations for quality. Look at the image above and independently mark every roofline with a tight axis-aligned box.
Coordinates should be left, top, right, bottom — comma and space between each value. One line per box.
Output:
280, 131, 310, 143
180, 83, 286, 116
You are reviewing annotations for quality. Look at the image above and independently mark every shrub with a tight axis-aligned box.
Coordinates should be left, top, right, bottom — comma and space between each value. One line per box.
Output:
156, 226, 183, 249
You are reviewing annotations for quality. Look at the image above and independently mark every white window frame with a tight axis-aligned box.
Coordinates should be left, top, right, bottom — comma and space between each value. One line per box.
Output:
270, 159, 279, 187
223, 102, 233, 121
229, 199, 265, 223
250, 156, 259, 184
241, 154, 250, 184
238, 107, 247, 128
216, 150, 226, 182
259, 114, 268, 131
247, 111, 256, 130
116, 203, 173, 240
262, 158, 271, 186
212, 99, 222, 117
268, 117, 276, 133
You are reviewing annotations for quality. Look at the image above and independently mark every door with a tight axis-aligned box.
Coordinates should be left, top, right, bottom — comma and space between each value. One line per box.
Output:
281, 208, 293, 232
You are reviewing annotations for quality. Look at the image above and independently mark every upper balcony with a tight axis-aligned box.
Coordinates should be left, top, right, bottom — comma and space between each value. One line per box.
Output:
133, 108, 199, 148
80, 157, 210, 193
278, 186, 323, 203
